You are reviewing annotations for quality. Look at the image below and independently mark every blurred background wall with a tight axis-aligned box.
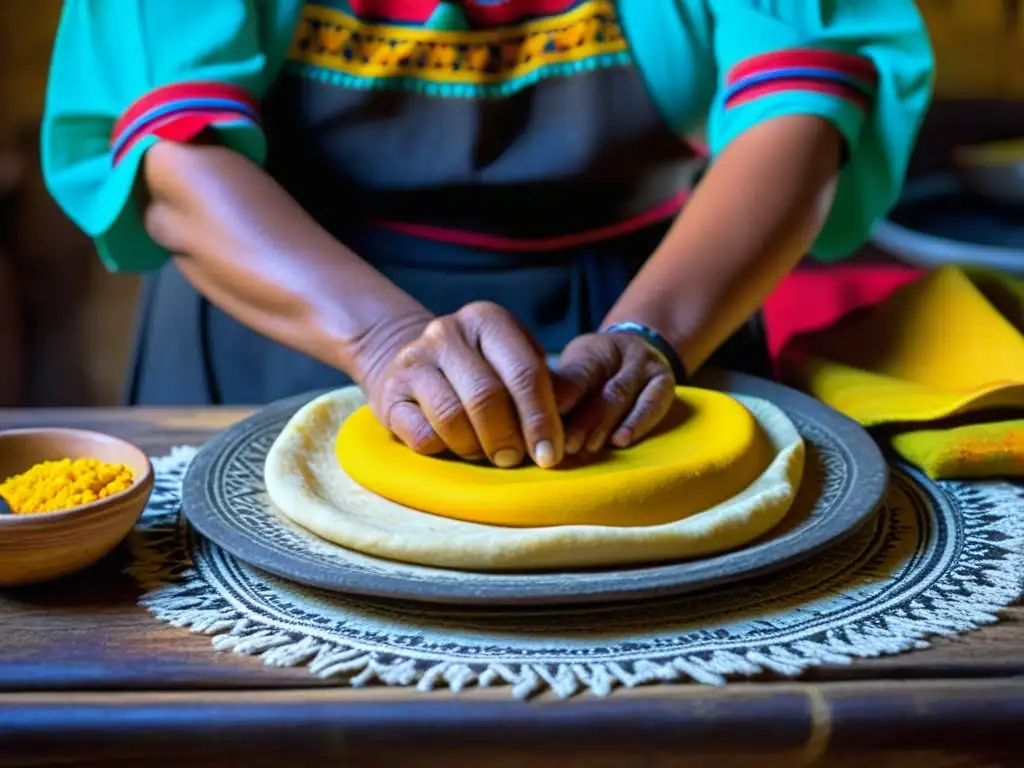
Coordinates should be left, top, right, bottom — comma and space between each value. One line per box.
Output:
0, 1, 139, 407
0, 0, 1021, 406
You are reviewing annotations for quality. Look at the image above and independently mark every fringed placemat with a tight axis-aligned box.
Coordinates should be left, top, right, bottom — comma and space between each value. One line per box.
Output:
130, 448, 1024, 699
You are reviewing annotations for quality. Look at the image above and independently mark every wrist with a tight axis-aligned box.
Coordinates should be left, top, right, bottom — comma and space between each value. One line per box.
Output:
343, 309, 434, 389
601, 320, 688, 384
603, 284, 711, 376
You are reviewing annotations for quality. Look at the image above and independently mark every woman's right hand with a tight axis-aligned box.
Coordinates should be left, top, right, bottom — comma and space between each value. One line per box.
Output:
361, 302, 565, 469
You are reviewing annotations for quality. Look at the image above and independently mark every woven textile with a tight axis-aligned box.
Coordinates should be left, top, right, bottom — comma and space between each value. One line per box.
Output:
130, 448, 1024, 699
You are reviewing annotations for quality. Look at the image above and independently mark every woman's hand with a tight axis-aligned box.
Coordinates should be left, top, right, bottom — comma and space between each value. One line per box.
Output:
362, 302, 565, 468
555, 332, 676, 455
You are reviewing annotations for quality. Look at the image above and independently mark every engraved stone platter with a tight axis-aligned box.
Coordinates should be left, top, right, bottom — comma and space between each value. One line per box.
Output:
181, 372, 888, 605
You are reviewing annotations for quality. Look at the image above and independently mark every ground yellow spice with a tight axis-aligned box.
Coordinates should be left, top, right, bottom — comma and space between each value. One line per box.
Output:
0, 458, 134, 515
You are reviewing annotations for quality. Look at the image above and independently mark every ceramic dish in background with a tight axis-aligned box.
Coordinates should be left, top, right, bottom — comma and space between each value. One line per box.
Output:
0, 429, 154, 587
871, 174, 1024, 276
954, 137, 1024, 207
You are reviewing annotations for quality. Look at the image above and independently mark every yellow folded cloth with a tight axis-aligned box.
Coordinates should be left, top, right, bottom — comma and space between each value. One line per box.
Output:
782, 266, 1024, 479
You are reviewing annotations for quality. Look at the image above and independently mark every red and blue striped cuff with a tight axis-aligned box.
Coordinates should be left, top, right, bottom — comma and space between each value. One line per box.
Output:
111, 83, 260, 166
724, 49, 878, 112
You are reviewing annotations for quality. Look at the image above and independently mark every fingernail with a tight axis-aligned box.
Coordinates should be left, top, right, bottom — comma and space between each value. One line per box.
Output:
565, 430, 585, 455
534, 440, 556, 469
611, 428, 631, 448
586, 431, 607, 453
491, 450, 520, 468
493, 449, 522, 469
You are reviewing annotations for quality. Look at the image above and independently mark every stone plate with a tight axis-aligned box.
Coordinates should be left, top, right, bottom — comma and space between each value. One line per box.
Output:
181, 371, 888, 606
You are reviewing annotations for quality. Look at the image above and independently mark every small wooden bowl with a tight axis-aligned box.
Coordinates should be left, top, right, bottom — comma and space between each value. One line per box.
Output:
0, 429, 154, 587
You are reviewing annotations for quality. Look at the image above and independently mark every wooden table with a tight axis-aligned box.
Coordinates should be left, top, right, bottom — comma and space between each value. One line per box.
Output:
1, 408, 1022, 767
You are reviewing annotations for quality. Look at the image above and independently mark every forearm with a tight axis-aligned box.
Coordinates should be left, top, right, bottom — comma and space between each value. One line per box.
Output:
142, 141, 432, 384
604, 115, 842, 373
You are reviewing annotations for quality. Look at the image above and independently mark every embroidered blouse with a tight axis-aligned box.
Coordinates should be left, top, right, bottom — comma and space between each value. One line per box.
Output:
41, 0, 933, 272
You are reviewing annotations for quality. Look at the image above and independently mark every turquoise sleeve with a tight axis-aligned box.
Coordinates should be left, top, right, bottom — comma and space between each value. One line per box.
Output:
706, 0, 934, 261
41, 1, 298, 273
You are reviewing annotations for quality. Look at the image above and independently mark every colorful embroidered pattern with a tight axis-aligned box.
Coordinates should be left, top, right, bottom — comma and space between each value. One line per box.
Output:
345, 0, 444, 24
111, 83, 260, 166
346, 0, 580, 27
724, 49, 878, 112
445, 0, 580, 28
287, 0, 630, 98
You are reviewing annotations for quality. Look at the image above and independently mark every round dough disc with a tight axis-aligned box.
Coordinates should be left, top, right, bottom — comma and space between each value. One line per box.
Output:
264, 387, 805, 571
337, 388, 773, 527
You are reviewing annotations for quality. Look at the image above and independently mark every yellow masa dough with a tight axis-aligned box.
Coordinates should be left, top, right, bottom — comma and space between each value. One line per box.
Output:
263, 387, 805, 572
336, 388, 773, 528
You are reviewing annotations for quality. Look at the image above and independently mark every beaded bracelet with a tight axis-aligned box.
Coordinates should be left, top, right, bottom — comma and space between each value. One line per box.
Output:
601, 321, 688, 384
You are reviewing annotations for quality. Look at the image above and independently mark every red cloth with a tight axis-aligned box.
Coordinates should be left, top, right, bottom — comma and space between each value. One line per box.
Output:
763, 264, 925, 374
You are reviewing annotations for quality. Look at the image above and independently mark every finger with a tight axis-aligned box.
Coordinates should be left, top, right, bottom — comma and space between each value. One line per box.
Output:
550, 370, 583, 416
560, 339, 637, 454
610, 370, 676, 448
435, 330, 526, 469
409, 366, 484, 459
380, 378, 446, 456
557, 338, 621, 456
554, 336, 617, 415
582, 359, 647, 453
563, 390, 605, 456
464, 307, 563, 468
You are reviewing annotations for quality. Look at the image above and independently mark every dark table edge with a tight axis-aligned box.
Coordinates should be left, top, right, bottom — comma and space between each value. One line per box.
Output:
2, 679, 1023, 762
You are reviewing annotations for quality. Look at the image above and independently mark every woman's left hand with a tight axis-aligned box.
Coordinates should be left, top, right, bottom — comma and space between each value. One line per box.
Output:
555, 332, 677, 455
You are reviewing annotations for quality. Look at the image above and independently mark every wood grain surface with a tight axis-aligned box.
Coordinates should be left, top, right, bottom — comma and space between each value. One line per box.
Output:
1, 407, 1022, 766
